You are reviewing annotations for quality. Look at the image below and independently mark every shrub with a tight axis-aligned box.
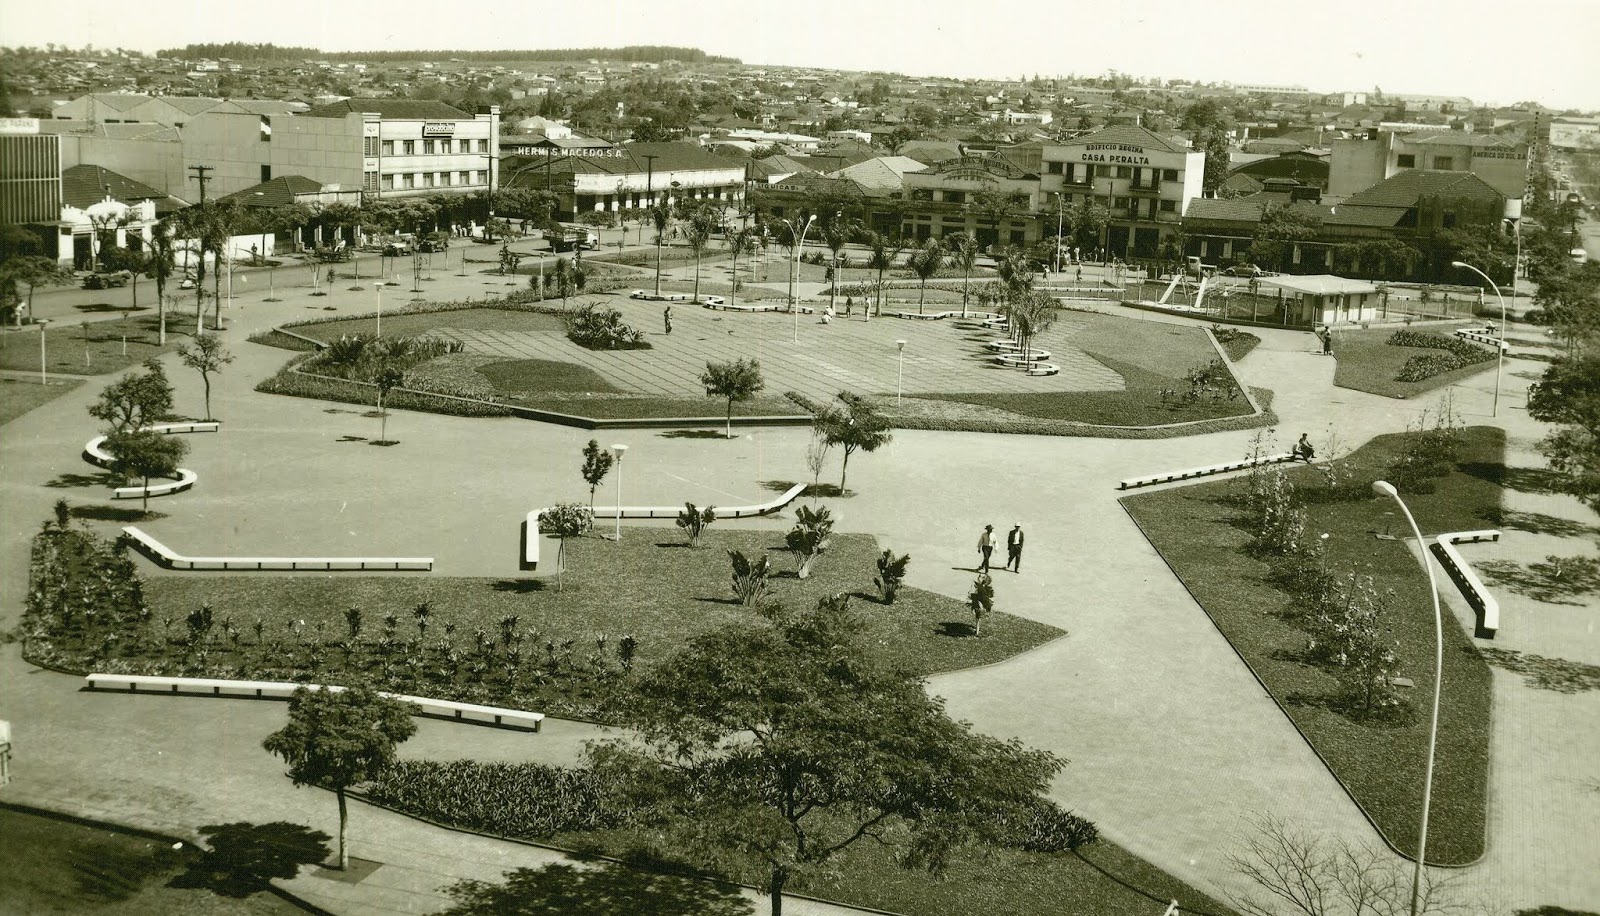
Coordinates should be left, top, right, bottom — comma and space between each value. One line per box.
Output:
728, 549, 771, 606
1385, 399, 1462, 493
565, 302, 651, 351
1000, 799, 1100, 853
967, 574, 995, 636
874, 549, 910, 603
674, 502, 716, 547
364, 760, 627, 837
1245, 465, 1308, 557
784, 505, 834, 579
1388, 330, 1494, 382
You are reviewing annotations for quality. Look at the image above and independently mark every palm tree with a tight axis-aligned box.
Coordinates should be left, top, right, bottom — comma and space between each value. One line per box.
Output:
726, 228, 757, 310
147, 223, 176, 344
862, 230, 903, 318
820, 216, 859, 315
906, 238, 946, 314
947, 231, 979, 317
1008, 290, 1058, 367
650, 203, 671, 296
683, 206, 717, 303
552, 257, 578, 309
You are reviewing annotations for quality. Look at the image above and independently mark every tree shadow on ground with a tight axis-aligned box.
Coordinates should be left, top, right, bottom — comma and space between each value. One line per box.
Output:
1476, 648, 1600, 694
168, 821, 331, 898
438, 860, 753, 916
1284, 690, 1416, 728
761, 480, 850, 499
46, 471, 119, 489
1489, 508, 1599, 540
75, 303, 150, 314
1460, 462, 1551, 494
938, 621, 977, 638
1478, 555, 1600, 605
69, 504, 165, 523
1515, 907, 1600, 916
1068, 847, 1235, 916
693, 596, 743, 606
491, 579, 545, 593
658, 429, 727, 439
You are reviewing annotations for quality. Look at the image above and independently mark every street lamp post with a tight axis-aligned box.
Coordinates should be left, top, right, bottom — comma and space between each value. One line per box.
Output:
895, 339, 907, 408
789, 214, 817, 343
1450, 260, 1505, 416
37, 319, 50, 385
375, 283, 382, 337
1371, 480, 1444, 916
611, 444, 628, 541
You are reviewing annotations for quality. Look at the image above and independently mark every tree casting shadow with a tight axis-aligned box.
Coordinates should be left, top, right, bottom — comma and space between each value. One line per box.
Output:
1477, 647, 1600, 694
440, 861, 753, 915
1490, 508, 1599, 540
46, 472, 119, 489
1478, 555, 1600, 606
491, 579, 545, 593
658, 429, 727, 439
70, 504, 165, 523
168, 821, 331, 898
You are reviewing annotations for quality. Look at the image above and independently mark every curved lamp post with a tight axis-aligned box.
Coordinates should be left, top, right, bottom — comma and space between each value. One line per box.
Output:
37, 319, 50, 385
787, 214, 817, 343
1371, 479, 1443, 916
611, 444, 628, 541
895, 339, 907, 408
1450, 260, 1505, 416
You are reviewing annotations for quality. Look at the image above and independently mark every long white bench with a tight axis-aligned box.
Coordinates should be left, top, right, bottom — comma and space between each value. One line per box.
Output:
1453, 327, 1508, 352
1431, 529, 1500, 639
522, 482, 807, 570
83, 422, 218, 501
83, 673, 543, 731
122, 526, 433, 572
1117, 451, 1306, 491
629, 290, 694, 302
886, 309, 1002, 321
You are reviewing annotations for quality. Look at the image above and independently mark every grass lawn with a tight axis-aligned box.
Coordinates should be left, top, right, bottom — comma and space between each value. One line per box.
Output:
82, 529, 1065, 722
1121, 427, 1502, 865
0, 376, 84, 425
1331, 324, 1495, 399
541, 824, 1235, 916
0, 806, 300, 916
0, 313, 197, 376
913, 313, 1257, 427
287, 307, 569, 343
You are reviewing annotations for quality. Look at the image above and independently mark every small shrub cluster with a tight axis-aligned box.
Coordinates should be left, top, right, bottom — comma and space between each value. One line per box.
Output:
1388, 330, 1494, 382
306, 333, 465, 382
565, 303, 651, 350
1210, 325, 1262, 361
994, 798, 1100, 853
20, 514, 148, 670
1161, 358, 1240, 407
256, 354, 512, 417
1384, 400, 1463, 494
364, 760, 629, 837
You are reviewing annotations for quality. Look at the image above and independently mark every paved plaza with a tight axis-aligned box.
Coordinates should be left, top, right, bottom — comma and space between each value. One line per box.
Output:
0, 254, 1596, 915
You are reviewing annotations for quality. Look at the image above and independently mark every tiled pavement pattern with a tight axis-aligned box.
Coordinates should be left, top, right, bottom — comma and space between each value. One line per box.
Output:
432, 298, 1123, 403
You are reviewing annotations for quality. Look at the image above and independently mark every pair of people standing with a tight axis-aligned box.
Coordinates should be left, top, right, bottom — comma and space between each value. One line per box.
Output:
977, 524, 1025, 573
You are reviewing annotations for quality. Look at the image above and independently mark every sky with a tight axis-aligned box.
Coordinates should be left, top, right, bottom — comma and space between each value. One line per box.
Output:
7, 0, 1599, 112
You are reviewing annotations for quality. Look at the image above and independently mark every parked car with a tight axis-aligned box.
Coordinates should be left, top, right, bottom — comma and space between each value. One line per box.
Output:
382, 241, 413, 257
82, 271, 131, 290
417, 236, 448, 253
1223, 264, 1266, 278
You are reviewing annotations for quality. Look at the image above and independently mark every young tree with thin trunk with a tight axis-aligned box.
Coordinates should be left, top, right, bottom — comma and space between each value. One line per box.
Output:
88, 358, 174, 432
863, 231, 903, 318
684, 206, 718, 303
946, 231, 979, 317
820, 216, 859, 314
818, 391, 893, 492
650, 203, 671, 296
374, 366, 405, 443
580, 438, 615, 509
177, 333, 234, 421
700, 358, 765, 440
542, 502, 592, 591
105, 429, 187, 512
261, 685, 417, 871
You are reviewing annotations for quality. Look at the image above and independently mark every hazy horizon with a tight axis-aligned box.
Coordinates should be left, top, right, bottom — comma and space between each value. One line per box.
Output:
7, 0, 1599, 112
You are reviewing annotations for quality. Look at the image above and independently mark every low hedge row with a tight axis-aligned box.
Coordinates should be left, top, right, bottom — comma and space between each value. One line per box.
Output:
1386, 329, 1494, 361
786, 389, 1278, 440
364, 760, 627, 837
255, 353, 513, 417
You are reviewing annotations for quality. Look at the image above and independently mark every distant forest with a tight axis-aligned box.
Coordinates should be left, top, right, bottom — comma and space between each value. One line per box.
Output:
153, 44, 739, 64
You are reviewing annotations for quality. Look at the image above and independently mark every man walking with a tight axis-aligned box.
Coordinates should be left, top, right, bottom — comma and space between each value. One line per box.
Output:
977, 524, 996, 573
663, 305, 673, 335
1005, 524, 1025, 572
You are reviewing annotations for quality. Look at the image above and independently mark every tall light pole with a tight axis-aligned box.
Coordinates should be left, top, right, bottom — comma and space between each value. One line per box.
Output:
375, 283, 382, 338
1450, 260, 1505, 416
1054, 193, 1065, 274
789, 214, 817, 343
1371, 479, 1443, 916
895, 339, 907, 408
611, 443, 628, 541
37, 319, 50, 385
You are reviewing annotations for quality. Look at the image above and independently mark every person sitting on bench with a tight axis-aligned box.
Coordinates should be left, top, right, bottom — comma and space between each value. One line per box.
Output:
1293, 433, 1316, 463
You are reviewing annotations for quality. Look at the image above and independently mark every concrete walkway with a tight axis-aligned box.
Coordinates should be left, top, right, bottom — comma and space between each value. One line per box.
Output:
0, 276, 1595, 913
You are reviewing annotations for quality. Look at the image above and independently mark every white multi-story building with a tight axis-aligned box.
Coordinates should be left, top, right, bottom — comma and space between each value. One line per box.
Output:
1040, 125, 1204, 260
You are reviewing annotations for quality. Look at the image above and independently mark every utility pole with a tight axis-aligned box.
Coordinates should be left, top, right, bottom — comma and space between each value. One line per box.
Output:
188, 165, 213, 334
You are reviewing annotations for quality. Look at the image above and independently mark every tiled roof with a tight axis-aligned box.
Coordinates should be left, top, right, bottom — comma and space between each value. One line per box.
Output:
80, 93, 149, 111
828, 156, 927, 191
896, 139, 964, 164
1183, 198, 1266, 223
1323, 205, 1407, 228
36, 120, 181, 142
1343, 169, 1504, 208
790, 150, 877, 172
218, 175, 326, 208
302, 98, 471, 119
62, 164, 165, 209
748, 155, 817, 180
153, 96, 224, 114
1403, 131, 1521, 148
217, 99, 299, 115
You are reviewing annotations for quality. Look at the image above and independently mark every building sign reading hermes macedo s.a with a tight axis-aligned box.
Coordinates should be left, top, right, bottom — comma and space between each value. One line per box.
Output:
422, 122, 455, 137
1066, 143, 1153, 165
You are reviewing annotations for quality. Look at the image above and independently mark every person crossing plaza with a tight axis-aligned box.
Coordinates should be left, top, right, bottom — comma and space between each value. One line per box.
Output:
1006, 524, 1025, 572
977, 524, 996, 573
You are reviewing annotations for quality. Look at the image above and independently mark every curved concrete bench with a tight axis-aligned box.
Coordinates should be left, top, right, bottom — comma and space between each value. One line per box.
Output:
84, 422, 217, 501
629, 290, 694, 302
1026, 363, 1061, 377
84, 673, 543, 731
1431, 530, 1500, 639
1118, 451, 1305, 490
522, 482, 807, 570
122, 526, 432, 572
886, 309, 1003, 321
985, 339, 1024, 351
702, 301, 784, 313
994, 351, 1051, 366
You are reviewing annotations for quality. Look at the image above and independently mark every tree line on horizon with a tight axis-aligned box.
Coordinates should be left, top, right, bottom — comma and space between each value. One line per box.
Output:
151, 43, 739, 65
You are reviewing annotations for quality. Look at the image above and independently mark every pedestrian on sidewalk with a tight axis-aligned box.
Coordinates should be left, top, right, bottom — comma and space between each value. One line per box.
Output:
1005, 524, 1025, 572
663, 306, 673, 335
977, 525, 996, 573
1293, 433, 1316, 463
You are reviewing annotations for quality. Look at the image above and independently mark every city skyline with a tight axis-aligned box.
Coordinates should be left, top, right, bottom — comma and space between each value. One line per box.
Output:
8, 0, 1600, 112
